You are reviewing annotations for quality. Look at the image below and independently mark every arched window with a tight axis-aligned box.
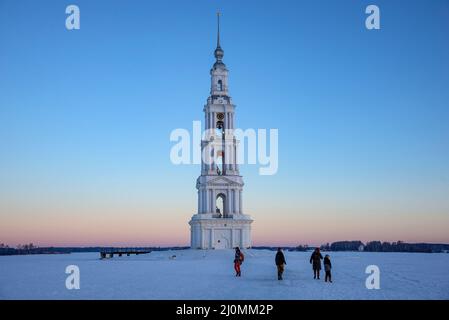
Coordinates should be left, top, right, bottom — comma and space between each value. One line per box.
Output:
217, 80, 223, 91
215, 148, 224, 175
216, 193, 226, 217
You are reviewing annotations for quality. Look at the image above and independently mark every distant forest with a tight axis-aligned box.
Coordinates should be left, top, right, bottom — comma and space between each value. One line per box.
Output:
0, 243, 189, 256
289, 241, 449, 253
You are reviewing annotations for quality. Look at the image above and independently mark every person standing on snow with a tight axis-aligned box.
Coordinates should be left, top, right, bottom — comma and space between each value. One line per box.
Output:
309, 247, 323, 279
275, 248, 287, 280
323, 254, 332, 283
234, 247, 244, 277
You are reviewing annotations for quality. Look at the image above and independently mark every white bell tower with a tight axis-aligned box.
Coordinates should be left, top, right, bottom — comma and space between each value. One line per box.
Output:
189, 13, 253, 249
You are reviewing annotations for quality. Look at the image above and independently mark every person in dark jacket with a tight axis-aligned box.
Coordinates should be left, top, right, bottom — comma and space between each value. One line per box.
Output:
309, 248, 323, 279
275, 248, 287, 280
323, 254, 332, 283
234, 247, 244, 277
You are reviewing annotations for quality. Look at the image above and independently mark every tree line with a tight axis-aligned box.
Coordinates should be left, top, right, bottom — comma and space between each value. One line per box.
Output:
318, 241, 449, 253
0, 244, 189, 256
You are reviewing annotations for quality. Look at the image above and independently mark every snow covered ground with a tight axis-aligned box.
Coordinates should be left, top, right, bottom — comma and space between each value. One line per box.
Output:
1, 249, 448, 299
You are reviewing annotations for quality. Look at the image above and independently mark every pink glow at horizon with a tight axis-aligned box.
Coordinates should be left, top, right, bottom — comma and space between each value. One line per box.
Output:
1, 203, 448, 247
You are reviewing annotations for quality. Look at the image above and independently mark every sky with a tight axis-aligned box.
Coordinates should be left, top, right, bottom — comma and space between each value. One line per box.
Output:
0, 0, 448, 247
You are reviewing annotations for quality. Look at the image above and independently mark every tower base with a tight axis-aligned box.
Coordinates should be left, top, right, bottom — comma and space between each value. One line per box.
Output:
189, 214, 253, 249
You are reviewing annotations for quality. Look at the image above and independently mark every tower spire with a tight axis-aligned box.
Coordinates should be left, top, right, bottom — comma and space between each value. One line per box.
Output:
217, 11, 221, 48
214, 12, 224, 63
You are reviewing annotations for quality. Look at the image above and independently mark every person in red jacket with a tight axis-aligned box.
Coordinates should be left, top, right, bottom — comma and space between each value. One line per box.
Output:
233, 247, 244, 277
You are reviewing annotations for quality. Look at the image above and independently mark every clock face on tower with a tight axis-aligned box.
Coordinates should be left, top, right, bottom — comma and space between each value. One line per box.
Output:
217, 113, 224, 120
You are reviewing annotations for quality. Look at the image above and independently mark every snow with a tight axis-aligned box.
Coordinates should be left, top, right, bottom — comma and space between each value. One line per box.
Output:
1, 249, 448, 299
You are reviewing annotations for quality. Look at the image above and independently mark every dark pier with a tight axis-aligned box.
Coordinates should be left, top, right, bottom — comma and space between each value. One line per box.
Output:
100, 248, 151, 259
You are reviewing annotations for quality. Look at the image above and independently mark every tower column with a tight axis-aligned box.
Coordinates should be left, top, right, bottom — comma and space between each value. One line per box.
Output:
230, 189, 235, 214
206, 188, 209, 213
234, 189, 238, 213
230, 142, 234, 172
209, 112, 212, 130
235, 142, 238, 172
239, 190, 242, 214
210, 189, 214, 213
229, 143, 233, 172
203, 189, 207, 213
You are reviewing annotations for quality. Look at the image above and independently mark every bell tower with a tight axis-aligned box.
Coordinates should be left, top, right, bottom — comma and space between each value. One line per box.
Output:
189, 13, 253, 249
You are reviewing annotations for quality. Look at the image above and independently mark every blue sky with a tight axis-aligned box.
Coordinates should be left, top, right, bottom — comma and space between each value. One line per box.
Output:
0, 0, 448, 246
